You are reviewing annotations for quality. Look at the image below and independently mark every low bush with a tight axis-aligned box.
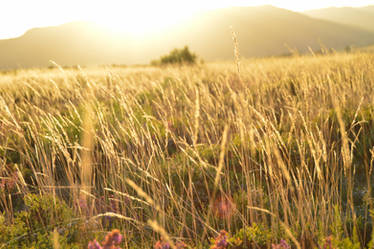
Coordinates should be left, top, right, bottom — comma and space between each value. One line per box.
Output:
151, 46, 198, 66
0, 194, 81, 249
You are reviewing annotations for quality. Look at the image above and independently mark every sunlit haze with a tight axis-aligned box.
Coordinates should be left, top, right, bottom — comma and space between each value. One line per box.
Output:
1, 0, 374, 39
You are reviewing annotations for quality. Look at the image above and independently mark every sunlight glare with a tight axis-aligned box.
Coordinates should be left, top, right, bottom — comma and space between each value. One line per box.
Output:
92, 1, 195, 35
1, 0, 374, 39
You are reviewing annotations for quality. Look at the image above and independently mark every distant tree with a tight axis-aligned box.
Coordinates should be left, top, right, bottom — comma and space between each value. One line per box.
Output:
151, 46, 197, 66
345, 45, 353, 53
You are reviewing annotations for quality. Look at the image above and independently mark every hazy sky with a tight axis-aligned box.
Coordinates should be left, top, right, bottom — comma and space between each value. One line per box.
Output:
1, 0, 374, 39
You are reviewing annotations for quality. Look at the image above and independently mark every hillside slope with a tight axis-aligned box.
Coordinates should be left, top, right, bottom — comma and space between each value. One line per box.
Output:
180, 6, 374, 60
305, 6, 374, 32
359, 5, 374, 14
1, 6, 374, 68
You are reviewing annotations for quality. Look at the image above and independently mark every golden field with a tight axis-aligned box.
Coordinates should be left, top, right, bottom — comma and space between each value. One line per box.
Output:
0, 52, 374, 248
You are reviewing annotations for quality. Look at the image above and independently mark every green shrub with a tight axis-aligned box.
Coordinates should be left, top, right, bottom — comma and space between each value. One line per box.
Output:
151, 46, 198, 65
316, 205, 361, 249
209, 224, 275, 249
0, 194, 81, 249
228, 223, 273, 249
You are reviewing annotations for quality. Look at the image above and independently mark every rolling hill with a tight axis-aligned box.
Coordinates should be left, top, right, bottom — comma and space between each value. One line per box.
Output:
305, 6, 374, 32
1, 5, 374, 69
360, 5, 374, 14
359, 5, 374, 14
180, 6, 374, 60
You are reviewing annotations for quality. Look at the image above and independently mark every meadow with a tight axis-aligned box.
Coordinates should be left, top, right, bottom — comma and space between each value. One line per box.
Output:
0, 52, 374, 248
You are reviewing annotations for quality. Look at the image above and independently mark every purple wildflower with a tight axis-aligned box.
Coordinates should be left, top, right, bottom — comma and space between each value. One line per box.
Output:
213, 195, 235, 219
88, 239, 102, 249
102, 229, 123, 248
88, 230, 124, 249
211, 230, 228, 249
111, 231, 123, 244
154, 240, 171, 249
272, 239, 291, 249
175, 241, 187, 249
323, 236, 334, 249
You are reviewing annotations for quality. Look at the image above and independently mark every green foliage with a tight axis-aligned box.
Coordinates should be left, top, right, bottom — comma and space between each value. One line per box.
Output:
228, 223, 273, 249
151, 46, 198, 65
318, 206, 361, 249
319, 235, 361, 249
0, 194, 81, 249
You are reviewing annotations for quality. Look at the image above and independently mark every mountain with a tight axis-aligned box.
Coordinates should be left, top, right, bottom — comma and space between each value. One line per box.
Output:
1, 5, 374, 69
0, 22, 145, 69
179, 6, 374, 60
305, 6, 374, 32
359, 6, 374, 14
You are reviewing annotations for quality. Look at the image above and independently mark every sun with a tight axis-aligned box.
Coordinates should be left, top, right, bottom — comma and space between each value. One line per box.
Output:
91, 1, 196, 36
2, 0, 374, 40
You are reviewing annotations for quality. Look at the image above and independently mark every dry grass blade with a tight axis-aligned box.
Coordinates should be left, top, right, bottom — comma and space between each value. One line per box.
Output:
214, 125, 230, 188
52, 228, 60, 249
126, 179, 161, 211
92, 212, 140, 224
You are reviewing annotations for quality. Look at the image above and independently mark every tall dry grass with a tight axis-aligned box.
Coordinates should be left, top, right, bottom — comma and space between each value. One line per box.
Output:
0, 52, 374, 248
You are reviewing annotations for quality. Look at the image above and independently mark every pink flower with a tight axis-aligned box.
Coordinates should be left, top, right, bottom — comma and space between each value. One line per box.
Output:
88, 230, 124, 249
176, 241, 187, 249
213, 195, 235, 219
88, 239, 102, 249
272, 239, 290, 249
154, 238, 171, 249
211, 230, 228, 249
102, 229, 123, 248
323, 236, 334, 249
154, 238, 187, 249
